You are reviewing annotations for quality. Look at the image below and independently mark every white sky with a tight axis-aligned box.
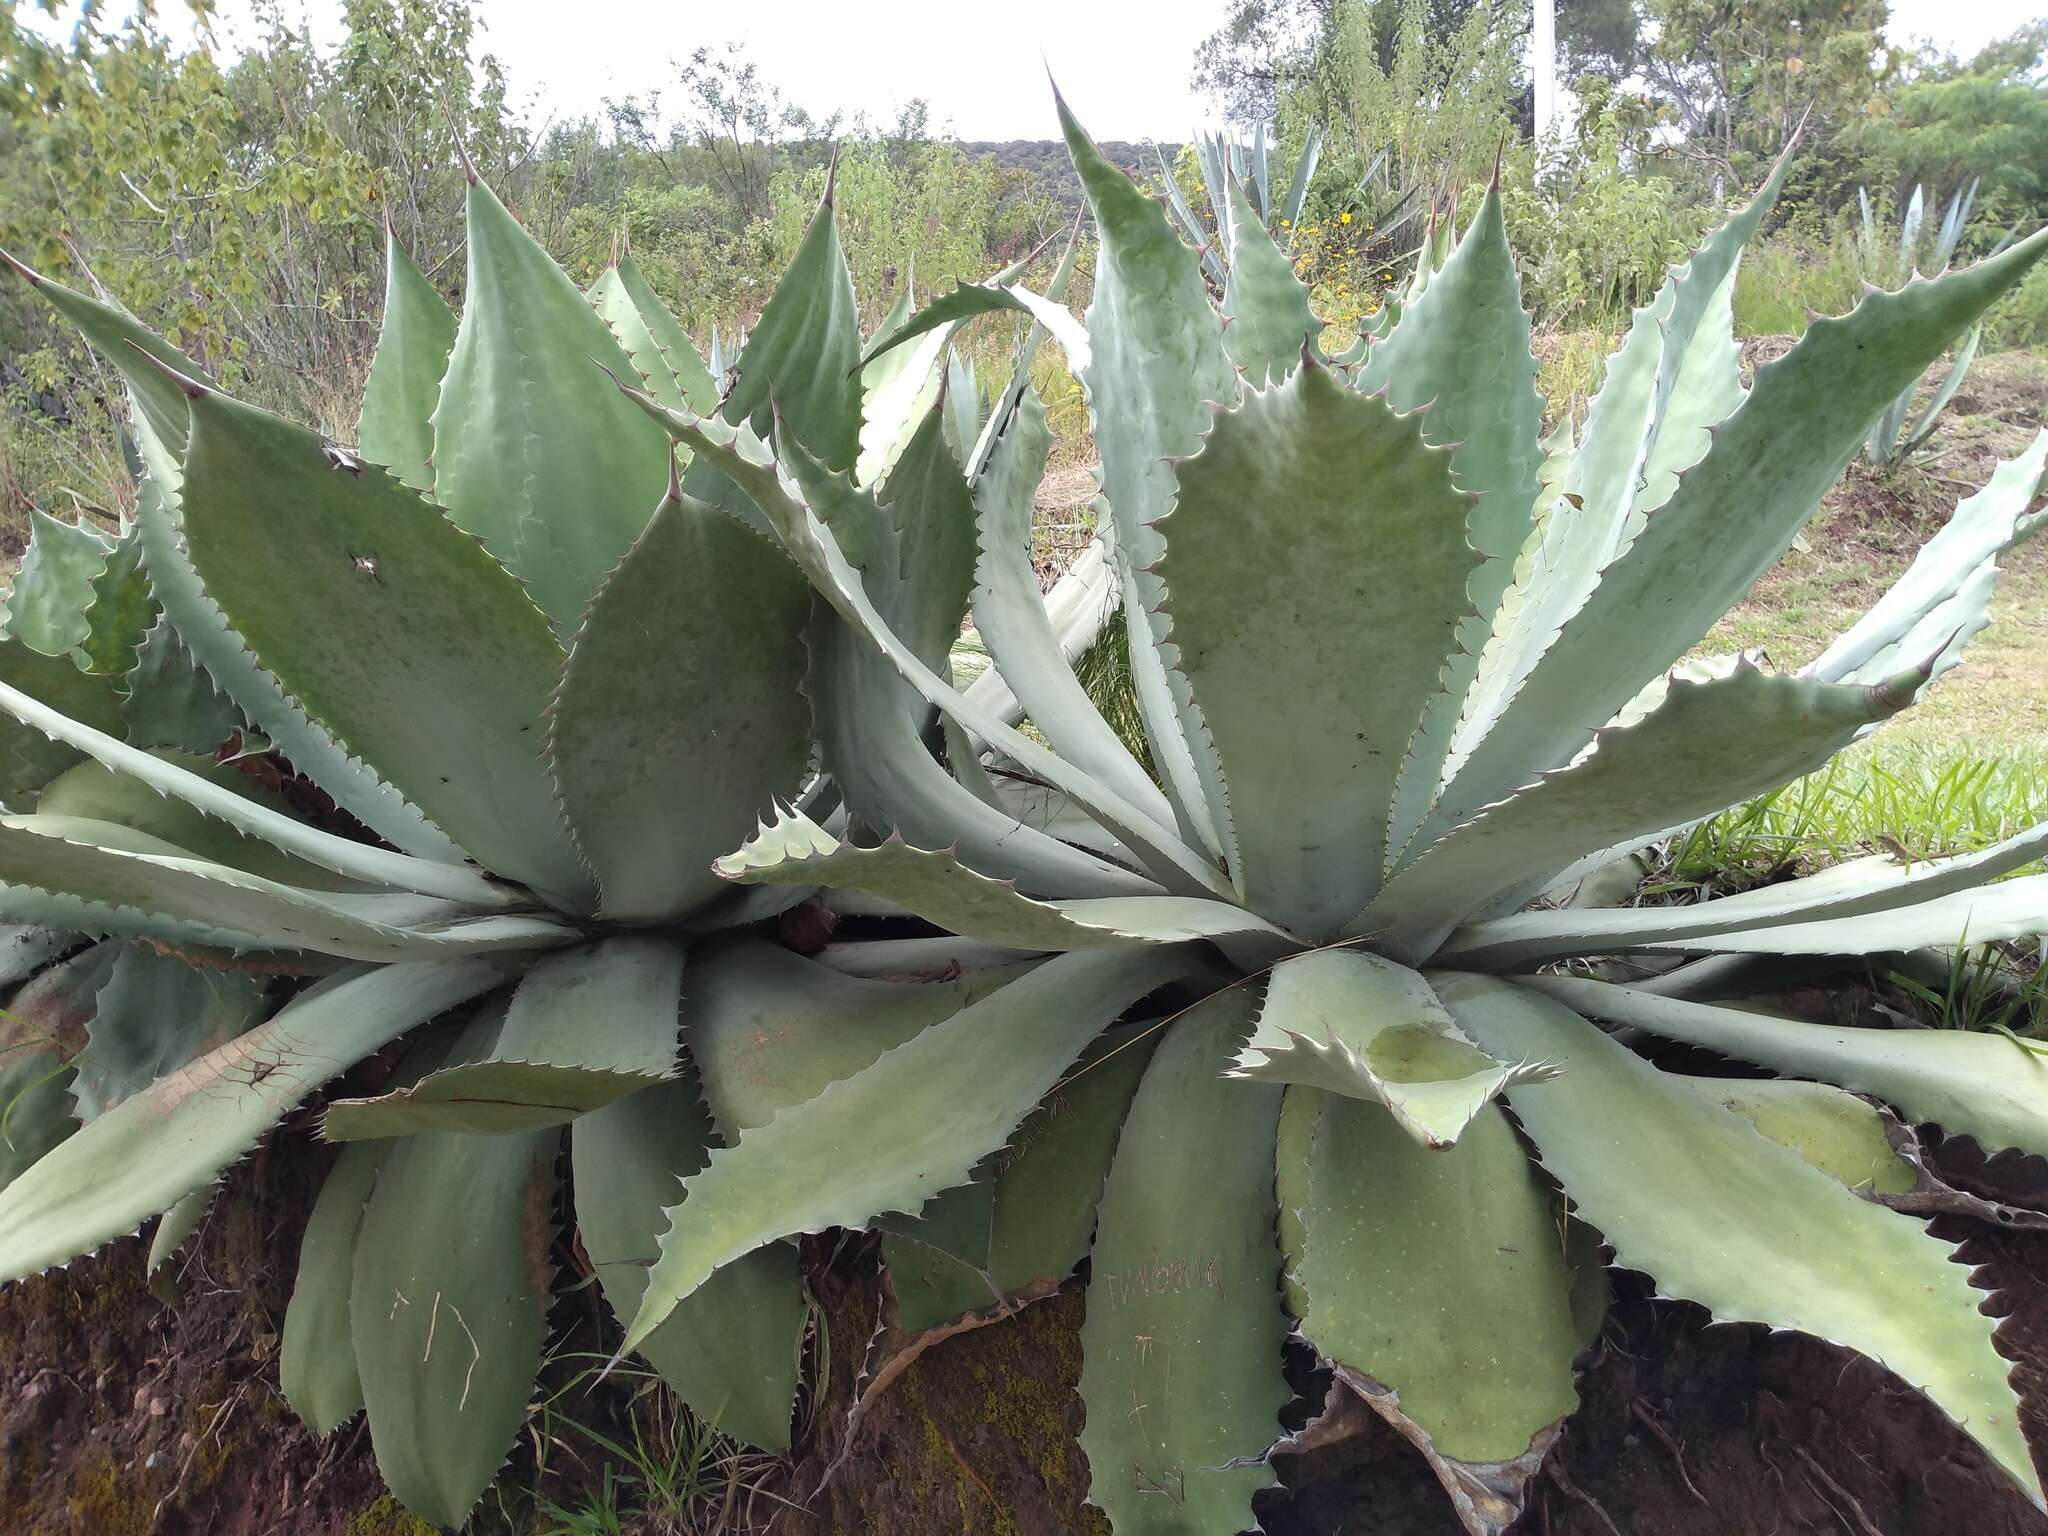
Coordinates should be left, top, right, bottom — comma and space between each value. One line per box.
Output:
24, 0, 2048, 141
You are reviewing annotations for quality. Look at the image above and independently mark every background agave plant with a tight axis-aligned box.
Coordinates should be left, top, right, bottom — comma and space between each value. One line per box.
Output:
1858, 179, 2015, 469
606, 94, 2048, 1534
2, 83, 2047, 1536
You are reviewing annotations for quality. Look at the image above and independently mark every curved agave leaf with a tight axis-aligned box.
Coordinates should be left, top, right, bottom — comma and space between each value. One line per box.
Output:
970, 386, 1170, 823
1078, 987, 1288, 1535
620, 946, 1188, 1358
0, 957, 510, 1281
886, 1021, 1160, 1330
1161, 360, 1477, 931
715, 804, 1295, 955
351, 1120, 558, 1527
0, 815, 570, 961
0, 1050, 77, 1197
1809, 429, 2048, 685
1529, 975, 2048, 1161
1435, 225, 2048, 836
574, 1075, 807, 1449
1439, 819, 2048, 970
1286, 1090, 1593, 1532
1228, 949, 1549, 1147
1364, 659, 1925, 957
0, 639, 125, 805
179, 385, 592, 911
0, 673, 506, 907
624, 396, 1225, 900
4, 510, 111, 657
1683, 1076, 1917, 1195
548, 472, 811, 922
432, 174, 669, 635
589, 255, 712, 418
1058, 90, 1238, 871
36, 754, 366, 891
321, 935, 681, 1138
68, 946, 266, 1122
1353, 184, 1543, 860
685, 936, 1025, 1138
357, 225, 456, 491
1435, 973, 2040, 1503
281, 1137, 385, 1433
1220, 173, 1318, 387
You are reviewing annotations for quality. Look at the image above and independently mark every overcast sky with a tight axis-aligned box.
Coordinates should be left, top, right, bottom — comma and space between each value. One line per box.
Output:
28, 0, 2048, 141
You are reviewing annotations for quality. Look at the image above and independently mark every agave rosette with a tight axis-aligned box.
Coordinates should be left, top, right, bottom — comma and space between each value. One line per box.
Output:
607, 95, 2048, 1532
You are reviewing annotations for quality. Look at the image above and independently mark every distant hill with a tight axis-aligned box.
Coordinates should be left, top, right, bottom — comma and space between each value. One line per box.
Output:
957, 139, 1175, 206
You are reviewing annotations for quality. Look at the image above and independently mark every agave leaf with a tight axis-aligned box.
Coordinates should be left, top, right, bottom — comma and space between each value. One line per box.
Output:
1898, 323, 1981, 457
1527, 975, 2048, 1161
684, 936, 1026, 1138
1221, 173, 1318, 387
1277, 124, 1323, 231
281, 1138, 385, 1432
684, 183, 862, 535
1436, 225, 2048, 834
77, 524, 152, 680
885, 1021, 1160, 1329
1158, 147, 1226, 286
1810, 429, 2048, 684
0, 957, 509, 1281
4, 510, 111, 658
351, 1120, 558, 1528
1161, 361, 1477, 932
874, 399, 981, 682
322, 935, 680, 1138
970, 387, 1168, 823
146, 1185, 212, 1276
68, 946, 266, 1122
1078, 987, 1288, 1535
1058, 91, 1238, 872
130, 438, 459, 862
0, 1049, 77, 1196
855, 281, 944, 488
1286, 1090, 1592, 1529
1229, 950, 1548, 1147
0, 815, 572, 961
0, 639, 125, 805
575, 1075, 806, 1449
622, 946, 1186, 1357
617, 250, 720, 413
1682, 1076, 1917, 1195
0, 667, 504, 907
1596, 876, 2048, 958
1364, 660, 1924, 958
589, 264, 694, 416
35, 755, 364, 891
177, 387, 591, 911
627, 398, 1226, 900
716, 804, 1295, 955
357, 226, 456, 491
1439, 820, 2048, 970
548, 475, 811, 922
1355, 184, 1544, 861
432, 175, 669, 635
1435, 972, 2040, 1503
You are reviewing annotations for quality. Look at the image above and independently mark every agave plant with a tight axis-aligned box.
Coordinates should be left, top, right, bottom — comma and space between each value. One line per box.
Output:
1858, 179, 2014, 468
0, 157, 1106, 1525
3, 86, 2048, 1536
592, 95, 2048, 1534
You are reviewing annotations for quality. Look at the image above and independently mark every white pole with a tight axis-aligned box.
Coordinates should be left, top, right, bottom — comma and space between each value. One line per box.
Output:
1533, 0, 1558, 142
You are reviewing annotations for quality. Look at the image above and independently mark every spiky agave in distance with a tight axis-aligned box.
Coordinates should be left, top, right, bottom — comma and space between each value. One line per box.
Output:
609, 91, 2048, 1534
0, 83, 2046, 1536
